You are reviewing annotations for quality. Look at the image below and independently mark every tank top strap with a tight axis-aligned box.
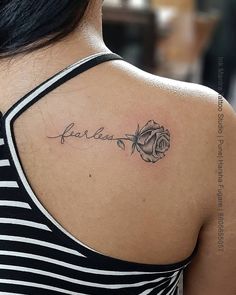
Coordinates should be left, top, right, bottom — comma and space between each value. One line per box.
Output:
0, 52, 122, 123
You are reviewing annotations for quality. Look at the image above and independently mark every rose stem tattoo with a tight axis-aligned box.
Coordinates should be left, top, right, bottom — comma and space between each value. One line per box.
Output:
47, 120, 170, 163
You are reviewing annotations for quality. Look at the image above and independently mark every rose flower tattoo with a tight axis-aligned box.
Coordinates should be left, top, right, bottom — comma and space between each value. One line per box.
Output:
47, 120, 170, 164
117, 120, 170, 163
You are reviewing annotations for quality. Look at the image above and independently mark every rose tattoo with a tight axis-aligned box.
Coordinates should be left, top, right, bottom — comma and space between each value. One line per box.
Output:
117, 120, 170, 163
47, 120, 170, 164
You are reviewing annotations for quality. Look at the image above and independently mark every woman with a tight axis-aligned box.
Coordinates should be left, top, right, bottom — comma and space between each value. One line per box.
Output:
0, 1, 235, 294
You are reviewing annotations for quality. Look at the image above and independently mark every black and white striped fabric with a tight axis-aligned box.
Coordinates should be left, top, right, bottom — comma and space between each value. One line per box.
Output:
0, 52, 197, 294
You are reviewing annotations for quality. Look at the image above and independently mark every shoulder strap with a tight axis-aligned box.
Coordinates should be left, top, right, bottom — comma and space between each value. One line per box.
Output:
0, 52, 122, 122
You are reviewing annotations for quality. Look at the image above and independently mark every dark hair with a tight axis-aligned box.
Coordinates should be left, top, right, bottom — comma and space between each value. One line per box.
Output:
0, 0, 90, 58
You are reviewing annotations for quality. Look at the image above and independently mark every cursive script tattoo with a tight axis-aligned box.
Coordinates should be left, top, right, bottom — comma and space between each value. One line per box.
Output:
47, 120, 170, 163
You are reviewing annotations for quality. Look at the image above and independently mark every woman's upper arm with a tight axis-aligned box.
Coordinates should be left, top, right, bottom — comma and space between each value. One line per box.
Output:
183, 99, 236, 294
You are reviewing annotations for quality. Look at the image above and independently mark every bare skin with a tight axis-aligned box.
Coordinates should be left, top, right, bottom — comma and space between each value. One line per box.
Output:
0, 1, 235, 293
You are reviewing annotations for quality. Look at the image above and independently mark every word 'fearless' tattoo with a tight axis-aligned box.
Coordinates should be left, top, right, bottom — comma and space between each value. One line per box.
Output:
47, 120, 170, 163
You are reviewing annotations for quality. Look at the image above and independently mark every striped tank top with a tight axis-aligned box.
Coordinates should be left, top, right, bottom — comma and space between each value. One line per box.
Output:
0, 52, 198, 294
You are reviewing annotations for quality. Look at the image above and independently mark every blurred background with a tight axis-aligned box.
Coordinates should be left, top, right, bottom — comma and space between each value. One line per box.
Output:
102, 0, 236, 110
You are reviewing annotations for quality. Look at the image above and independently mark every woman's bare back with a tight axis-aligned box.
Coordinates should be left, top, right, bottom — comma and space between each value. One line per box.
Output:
3, 58, 216, 262
1, 53, 235, 294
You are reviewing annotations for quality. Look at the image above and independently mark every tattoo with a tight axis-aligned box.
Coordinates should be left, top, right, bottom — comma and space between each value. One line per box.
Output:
47, 120, 170, 163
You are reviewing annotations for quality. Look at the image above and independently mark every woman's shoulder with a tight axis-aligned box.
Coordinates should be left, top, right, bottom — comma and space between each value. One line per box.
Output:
111, 58, 228, 119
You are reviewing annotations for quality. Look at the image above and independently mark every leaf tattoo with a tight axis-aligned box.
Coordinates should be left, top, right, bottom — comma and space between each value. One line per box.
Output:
117, 140, 125, 150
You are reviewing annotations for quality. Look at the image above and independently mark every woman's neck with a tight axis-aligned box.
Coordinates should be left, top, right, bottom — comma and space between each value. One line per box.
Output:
0, 29, 110, 113
0, 4, 109, 113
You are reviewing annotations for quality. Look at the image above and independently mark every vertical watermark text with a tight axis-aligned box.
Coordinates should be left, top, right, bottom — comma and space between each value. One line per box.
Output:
217, 57, 225, 251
